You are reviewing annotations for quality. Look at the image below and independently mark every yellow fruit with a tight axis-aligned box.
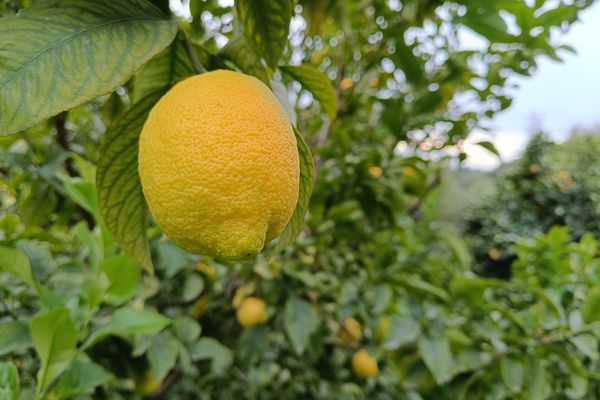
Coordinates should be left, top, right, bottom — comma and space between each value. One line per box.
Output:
368, 166, 383, 179
136, 370, 161, 395
340, 317, 363, 344
236, 296, 267, 327
340, 77, 354, 90
139, 70, 300, 260
352, 349, 379, 378
375, 315, 390, 343
402, 166, 416, 177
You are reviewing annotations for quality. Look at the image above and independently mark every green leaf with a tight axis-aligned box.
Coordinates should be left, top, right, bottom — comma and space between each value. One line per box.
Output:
0, 362, 19, 400
97, 92, 165, 274
182, 273, 204, 302
52, 358, 114, 400
284, 296, 320, 355
275, 128, 314, 251
500, 356, 524, 393
0, 321, 32, 356
581, 287, 600, 323
157, 241, 190, 278
527, 355, 550, 400
189, 338, 233, 374
235, 0, 292, 67
100, 255, 140, 301
173, 317, 202, 344
418, 333, 455, 384
83, 307, 170, 349
271, 79, 297, 125
449, 275, 506, 303
30, 308, 77, 399
402, 276, 450, 302
56, 174, 100, 219
460, 6, 516, 43
147, 332, 180, 382
383, 315, 421, 350
133, 39, 195, 103
393, 38, 424, 85
18, 182, 57, 226
536, 5, 578, 28
220, 36, 270, 85
280, 65, 337, 119
476, 141, 500, 157
0, 245, 35, 287
570, 334, 599, 361
0, 0, 177, 135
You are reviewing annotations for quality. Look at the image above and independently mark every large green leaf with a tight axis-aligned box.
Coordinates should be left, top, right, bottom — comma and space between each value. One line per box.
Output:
0, 321, 32, 356
30, 308, 77, 399
283, 296, 320, 355
147, 332, 180, 381
235, 0, 292, 67
275, 128, 314, 251
220, 36, 270, 85
52, 358, 114, 400
459, 6, 516, 43
0, 362, 20, 400
100, 255, 140, 301
280, 65, 337, 119
500, 356, 524, 393
0, 245, 35, 287
83, 307, 170, 349
133, 39, 196, 103
97, 92, 164, 274
418, 333, 455, 385
581, 287, 600, 323
0, 0, 177, 135
189, 338, 233, 374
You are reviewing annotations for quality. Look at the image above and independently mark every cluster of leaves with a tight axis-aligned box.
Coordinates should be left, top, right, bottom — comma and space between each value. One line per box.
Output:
0, 0, 598, 399
466, 133, 600, 279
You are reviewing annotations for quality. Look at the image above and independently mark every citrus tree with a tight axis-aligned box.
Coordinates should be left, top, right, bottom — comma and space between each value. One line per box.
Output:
0, 0, 598, 399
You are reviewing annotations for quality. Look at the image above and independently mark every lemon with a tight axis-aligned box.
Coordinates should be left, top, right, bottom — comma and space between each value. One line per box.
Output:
368, 166, 383, 179
340, 317, 363, 344
352, 349, 379, 378
139, 70, 300, 260
236, 296, 267, 327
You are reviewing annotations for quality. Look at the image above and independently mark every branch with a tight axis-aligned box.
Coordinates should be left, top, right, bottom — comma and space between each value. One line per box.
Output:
53, 112, 95, 229
151, 369, 183, 399
178, 22, 205, 74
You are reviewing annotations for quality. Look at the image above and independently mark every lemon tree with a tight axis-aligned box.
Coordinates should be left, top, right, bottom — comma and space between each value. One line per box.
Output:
0, 0, 597, 399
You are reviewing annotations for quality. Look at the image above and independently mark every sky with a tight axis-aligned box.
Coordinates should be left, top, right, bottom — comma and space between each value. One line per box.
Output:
463, 2, 600, 170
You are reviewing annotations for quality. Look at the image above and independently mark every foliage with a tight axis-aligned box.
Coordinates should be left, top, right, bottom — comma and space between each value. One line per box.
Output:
467, 133, 600, 278
0, 0, 598, 399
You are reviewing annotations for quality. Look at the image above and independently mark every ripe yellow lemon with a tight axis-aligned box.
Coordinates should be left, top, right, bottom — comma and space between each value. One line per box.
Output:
352, 349, 379, 378
236, 296, 267, 327
340, 317, 363, 344
138, 70, 300, 260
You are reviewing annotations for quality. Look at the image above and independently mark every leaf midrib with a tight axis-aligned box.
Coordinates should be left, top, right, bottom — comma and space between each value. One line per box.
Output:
0, 15, 167, 91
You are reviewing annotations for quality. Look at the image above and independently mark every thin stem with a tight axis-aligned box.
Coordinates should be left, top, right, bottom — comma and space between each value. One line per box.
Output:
178, 21, 206, 74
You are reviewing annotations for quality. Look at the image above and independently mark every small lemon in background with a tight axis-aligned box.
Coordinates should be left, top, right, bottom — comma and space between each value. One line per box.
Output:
352, 349, 379, 378
236, 296, 267, 327
340, 317, 363, 344
368, 166, 383, 179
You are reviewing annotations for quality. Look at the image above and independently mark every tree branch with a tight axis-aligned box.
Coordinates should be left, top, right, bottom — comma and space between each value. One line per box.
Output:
53, 112, 95, 229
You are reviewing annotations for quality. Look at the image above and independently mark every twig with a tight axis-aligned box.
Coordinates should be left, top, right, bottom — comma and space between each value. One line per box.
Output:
151, 369, 183, 398
54, 112, 76, 176
178, 21, 205, 74
53, 113, 96, 229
